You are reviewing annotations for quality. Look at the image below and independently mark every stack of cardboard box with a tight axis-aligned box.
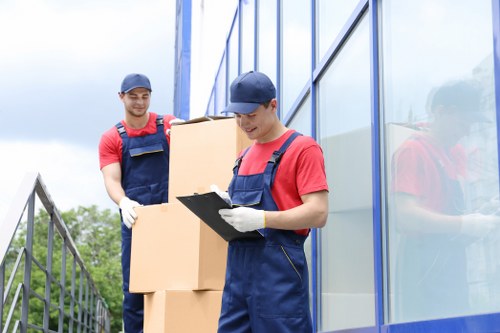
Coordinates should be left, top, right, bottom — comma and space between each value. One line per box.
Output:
129, 117, 252, 332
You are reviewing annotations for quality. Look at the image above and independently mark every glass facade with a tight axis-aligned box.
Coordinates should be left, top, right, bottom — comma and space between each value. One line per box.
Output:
381, 0, 500, 324
186, 0, 500, 331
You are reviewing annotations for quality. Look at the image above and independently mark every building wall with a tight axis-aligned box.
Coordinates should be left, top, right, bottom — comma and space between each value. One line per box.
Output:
177, 0, 500, 332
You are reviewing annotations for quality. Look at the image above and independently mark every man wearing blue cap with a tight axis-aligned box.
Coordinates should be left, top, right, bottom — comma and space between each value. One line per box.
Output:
98, 73, 182, 332
391, 79, 500, 321
213, 71, 329, 332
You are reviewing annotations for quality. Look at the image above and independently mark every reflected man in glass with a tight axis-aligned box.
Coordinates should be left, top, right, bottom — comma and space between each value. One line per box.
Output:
391, 79, 500, 321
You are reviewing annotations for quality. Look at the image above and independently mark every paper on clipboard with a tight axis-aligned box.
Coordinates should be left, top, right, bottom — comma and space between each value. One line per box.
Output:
176, 192, 263, 242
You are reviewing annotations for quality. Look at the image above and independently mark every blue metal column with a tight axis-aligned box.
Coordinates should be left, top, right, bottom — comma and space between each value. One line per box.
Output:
174, 0, 192, 120
309, 0, 320, 331
368, 0, 383, 331
492, 0, 500, 188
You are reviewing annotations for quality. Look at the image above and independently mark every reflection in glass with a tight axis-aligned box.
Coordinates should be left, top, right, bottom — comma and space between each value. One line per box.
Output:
318, 16, 374, 331
316, 0, 360, 64
282, 1, 311, 118
382, 0, 500, 323
389, 80, 500, 321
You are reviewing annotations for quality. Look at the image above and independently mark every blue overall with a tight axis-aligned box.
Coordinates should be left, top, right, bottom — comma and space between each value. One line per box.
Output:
218, 132, 312, 333
116, 115, 169, 333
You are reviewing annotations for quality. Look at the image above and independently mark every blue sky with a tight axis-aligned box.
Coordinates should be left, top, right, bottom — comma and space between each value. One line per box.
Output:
0, 0, 176, 218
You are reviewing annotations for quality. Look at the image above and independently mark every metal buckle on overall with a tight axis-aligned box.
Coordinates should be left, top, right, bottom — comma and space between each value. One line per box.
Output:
269, 151, 283, 164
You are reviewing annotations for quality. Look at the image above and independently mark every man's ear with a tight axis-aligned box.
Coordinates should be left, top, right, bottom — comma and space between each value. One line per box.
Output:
270, 98, 278, 110
432, 104, 446, 118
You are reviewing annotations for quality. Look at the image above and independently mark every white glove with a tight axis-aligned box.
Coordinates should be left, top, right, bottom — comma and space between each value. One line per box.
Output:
119, 197, 142, 229
166, 118, 186, 135
460, 213, 500, 238
210, 184, 232, 206
219, 207, 265, 232
478, 196, 500, 215
169, 118, 186, 125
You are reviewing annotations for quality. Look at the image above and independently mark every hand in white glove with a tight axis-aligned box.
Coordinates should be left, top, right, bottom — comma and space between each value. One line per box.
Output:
219, 207, 265, 232
119, 197, 142, 229
478, 196, 500, 215
169, 118, 186, 125
461, 213, 500, 238
166, 118, 186, 135
210, 184, 232, 206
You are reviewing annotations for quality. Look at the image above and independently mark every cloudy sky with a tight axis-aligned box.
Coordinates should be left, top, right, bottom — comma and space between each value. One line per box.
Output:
0, 0, 176, 219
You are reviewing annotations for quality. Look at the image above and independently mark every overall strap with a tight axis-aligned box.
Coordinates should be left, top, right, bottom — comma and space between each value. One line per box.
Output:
156, 114, 164, 128
265, 131, 302, 187
232, 146, 252, 174
115, 122, 127, 138
115, 114, 165, 138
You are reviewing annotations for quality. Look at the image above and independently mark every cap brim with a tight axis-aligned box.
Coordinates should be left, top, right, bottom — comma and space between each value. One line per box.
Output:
221, 102, 261, 115
123, 86, 152, 93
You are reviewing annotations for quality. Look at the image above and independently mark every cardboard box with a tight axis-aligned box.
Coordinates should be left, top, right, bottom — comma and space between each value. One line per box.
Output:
168, 117, 252, 202
130, 203, 228, 292
144, 290, 223, 333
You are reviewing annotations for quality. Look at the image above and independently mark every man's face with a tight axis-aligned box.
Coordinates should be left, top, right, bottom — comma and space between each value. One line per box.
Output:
436, 105, 474, 144
119, 88, 151, 117
234, 99, 277, 142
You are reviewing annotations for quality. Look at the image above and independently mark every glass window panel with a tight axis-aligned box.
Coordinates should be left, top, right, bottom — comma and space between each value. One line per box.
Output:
287, 94, 313, 311
241, 0, 255, 72
228, 14, 239, 94
257, 0, 277, 85
318, 16, 374, 331
316, 0, 360, 64
288, 95, 311, 135
381, 0, 500, 323
207, 91, 215, 116
282, 1, 311, 119
215, 54, 227, 114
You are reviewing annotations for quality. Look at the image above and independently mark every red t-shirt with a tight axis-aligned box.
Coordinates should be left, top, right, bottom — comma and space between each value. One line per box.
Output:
391, 133, 466, 212
99, 112, 176, 170
238, 130, 329, 235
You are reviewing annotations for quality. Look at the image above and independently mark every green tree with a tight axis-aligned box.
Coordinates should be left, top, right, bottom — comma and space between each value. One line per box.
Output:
62, 206, 123, 332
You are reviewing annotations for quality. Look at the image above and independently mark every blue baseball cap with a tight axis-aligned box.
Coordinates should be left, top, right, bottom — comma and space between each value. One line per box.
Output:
120, 73, 152, 93
431, 80, 490, 123
223, 71, 276, 114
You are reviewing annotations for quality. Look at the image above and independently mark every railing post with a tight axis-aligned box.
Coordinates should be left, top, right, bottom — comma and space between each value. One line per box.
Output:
0, 263, 4, 332
58, 239, 67, 333
21, 191, 36, 332
43, 213, 55, 331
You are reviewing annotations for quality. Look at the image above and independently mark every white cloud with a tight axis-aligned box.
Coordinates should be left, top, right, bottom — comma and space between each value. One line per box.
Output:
0, 140, 116, 221
0, 0, 174, 68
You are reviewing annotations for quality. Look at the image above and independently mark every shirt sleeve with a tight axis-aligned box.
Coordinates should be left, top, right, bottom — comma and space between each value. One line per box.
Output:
98, 128, 122, 170
296, 142, 329, 196
391, 144, 424, 197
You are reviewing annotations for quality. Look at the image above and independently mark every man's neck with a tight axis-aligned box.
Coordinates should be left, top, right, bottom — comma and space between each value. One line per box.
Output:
257, 123, 288, 143
125, 112, 150, 129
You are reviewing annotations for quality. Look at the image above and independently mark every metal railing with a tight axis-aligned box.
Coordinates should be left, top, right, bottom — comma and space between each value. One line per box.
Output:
0, 172, 111, 333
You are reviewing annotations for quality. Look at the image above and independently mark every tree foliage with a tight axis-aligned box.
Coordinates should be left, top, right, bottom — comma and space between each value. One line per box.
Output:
62, 206, 123, 332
